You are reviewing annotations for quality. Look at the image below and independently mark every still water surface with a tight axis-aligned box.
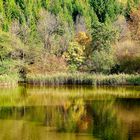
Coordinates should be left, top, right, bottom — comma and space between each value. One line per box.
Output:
0, 85, 140, 140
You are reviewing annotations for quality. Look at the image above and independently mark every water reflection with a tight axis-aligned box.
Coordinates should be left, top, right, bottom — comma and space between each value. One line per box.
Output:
91, 100, 125, 140
0, 86, 140, 140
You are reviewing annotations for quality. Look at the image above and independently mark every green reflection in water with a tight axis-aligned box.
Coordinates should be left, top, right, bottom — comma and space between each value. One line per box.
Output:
0, 85, 140, 140
0, 86, 140, 107
91, 100, 125, 140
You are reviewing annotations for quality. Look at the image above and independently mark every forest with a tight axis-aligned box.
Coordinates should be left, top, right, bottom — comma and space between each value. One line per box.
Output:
0, 0, 140, 85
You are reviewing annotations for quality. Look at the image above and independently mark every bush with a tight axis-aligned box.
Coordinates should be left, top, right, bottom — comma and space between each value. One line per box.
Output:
115, 40, 140, 73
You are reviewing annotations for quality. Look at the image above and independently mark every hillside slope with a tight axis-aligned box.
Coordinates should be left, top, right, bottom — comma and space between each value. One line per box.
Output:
0, 0, 140, 83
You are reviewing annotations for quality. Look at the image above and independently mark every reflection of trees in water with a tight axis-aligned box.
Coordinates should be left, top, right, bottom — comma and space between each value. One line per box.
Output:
19, 85, 28, 98
0, 99, 89, 133
0, 106, 48, 123
1, 98, 137, 140
90, 100, 127, 140
56, 98, 89, 132
115, 98, 140, 140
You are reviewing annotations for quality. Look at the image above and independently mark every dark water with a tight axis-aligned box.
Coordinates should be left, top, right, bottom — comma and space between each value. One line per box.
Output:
0, 85, 140, 140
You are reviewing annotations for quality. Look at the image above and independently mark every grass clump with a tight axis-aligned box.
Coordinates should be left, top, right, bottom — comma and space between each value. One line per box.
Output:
0, 74, 19, 86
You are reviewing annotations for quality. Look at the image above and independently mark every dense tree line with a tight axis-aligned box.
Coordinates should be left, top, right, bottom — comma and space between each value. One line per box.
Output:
0, 0, 140, 80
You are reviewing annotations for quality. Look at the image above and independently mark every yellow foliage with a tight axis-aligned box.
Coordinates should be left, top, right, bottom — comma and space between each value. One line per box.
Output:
71, 99, 86, 122
75, 31, 91, 46
118, 0, 127, 5
64, 32, 91, 70
63, 42, 85, 65
63, 100, 71, 111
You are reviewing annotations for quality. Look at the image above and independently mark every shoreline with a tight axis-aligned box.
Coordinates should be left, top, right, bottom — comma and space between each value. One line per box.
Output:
0, 73, 140, 87
25, 73, 140, 86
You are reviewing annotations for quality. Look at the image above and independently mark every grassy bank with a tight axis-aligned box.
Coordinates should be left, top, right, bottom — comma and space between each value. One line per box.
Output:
25, 73, 140, 86
0, 74, 19, 87
1, 73, 139, 86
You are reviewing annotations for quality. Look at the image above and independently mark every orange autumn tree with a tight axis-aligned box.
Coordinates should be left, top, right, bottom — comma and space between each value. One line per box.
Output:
129, 7, 140, 40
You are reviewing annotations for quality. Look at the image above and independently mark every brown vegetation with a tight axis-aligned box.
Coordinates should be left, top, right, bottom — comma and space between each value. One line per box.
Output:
27, 54, 68, 74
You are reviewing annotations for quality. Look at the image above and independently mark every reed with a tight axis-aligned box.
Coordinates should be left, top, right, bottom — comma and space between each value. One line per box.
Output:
25, 73, 140, 86
0, 74, 19, 87
1, 73, 139, 86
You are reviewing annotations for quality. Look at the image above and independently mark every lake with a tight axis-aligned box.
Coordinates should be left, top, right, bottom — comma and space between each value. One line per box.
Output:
0, 85, 140, 140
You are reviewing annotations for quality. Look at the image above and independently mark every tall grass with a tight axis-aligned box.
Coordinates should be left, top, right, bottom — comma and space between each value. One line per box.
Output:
25, 73, 140, 86
0, 74, 19, 86
1, 73, 139, 86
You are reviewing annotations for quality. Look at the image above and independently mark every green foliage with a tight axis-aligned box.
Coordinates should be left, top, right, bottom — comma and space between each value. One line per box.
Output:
118, 56, 140, 73
89, 0, 123, 23
86, 23, 118, 73
92, 23, 118, 51
0, 30, 24, 78
91, 50, 115, 73
0, 0, 139, 85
